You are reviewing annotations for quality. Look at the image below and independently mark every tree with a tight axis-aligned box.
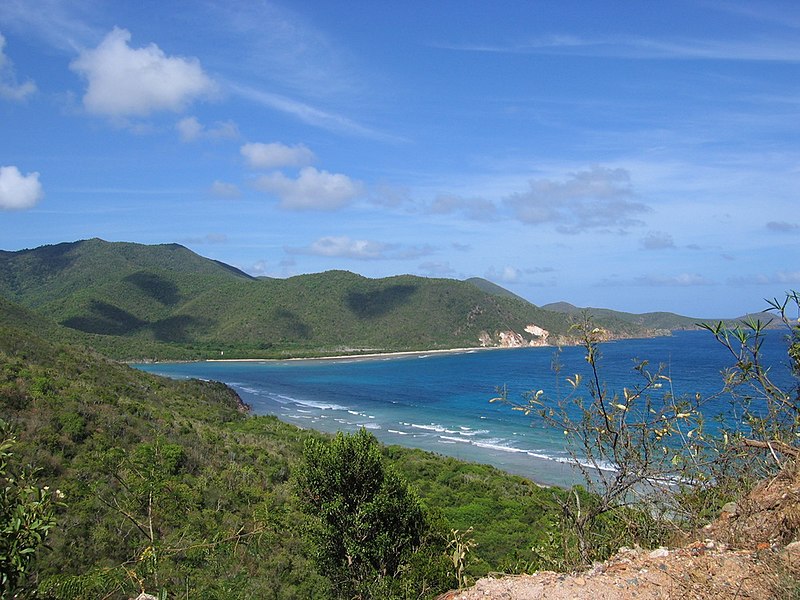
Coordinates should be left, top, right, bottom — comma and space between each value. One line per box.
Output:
0, 421, 60, 598
294, 429, 428, 599
493, 315, 702, 564
699, 291, 800, 478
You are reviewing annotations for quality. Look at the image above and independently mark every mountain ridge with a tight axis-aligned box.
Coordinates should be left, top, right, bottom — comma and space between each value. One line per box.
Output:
0, 239, 666, 359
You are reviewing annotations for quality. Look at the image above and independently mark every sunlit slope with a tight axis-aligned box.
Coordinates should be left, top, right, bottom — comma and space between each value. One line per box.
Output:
1, 239, 656, 358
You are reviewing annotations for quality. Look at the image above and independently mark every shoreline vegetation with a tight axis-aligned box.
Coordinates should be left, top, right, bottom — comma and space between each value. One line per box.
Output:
204, 345, 504, 363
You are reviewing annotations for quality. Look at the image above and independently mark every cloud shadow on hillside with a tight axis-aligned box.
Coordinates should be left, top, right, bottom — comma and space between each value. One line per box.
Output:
346, 284, 417, 318
124, 271, 181, 306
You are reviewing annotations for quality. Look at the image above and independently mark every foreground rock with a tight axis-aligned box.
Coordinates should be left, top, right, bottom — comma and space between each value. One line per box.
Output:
441, 467, 800, 599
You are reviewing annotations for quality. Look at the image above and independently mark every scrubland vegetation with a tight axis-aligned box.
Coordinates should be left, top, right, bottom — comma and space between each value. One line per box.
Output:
2, 241, 798, 599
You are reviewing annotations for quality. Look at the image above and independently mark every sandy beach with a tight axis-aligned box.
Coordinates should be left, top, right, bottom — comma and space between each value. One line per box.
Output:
205, 345, 506, 363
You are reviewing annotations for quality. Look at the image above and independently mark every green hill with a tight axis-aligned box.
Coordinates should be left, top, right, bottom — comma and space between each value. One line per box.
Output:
464, 277, 532, 304
0, 239, 657, 359
1, 295, 628, 598
541, 301, 707, 331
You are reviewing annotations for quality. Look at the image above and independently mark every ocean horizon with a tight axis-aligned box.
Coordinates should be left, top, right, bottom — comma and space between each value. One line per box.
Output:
135, 329, 794, 487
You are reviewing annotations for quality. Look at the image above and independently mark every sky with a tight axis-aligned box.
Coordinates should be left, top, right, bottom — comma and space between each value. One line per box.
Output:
1, 0, 799, 318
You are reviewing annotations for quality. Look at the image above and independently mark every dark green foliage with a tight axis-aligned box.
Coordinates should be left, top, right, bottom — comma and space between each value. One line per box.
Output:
0, 422, 59, 598
1, 294, 609, 597
295, 430, 443, 599
0, 239, 655, 360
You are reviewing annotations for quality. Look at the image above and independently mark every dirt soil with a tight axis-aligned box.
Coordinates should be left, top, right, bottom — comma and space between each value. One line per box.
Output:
439, 468, 800, 599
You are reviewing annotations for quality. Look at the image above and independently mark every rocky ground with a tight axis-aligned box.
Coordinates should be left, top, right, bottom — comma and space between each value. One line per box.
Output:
440, 467, 800, 599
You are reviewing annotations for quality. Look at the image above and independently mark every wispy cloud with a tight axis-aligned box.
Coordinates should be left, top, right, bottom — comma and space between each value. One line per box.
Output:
205, 1, 362, 101
181, 233, 228, 245
438, 34, 800, 62
209, 180, 240, 199
229, 82, 401, 142
0, 33, 36, 101
597, 273, 716, 287
286, 236, 435, 261
728, 271, 800, 285
766, 221, 800, 233
427, 194, 498, 221
0, 0, 100, 52
641, 230, 675, 250
177, 116, 239, 142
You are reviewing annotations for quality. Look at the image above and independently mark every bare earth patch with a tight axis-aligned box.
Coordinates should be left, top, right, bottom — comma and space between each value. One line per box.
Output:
440, 468, 800, 599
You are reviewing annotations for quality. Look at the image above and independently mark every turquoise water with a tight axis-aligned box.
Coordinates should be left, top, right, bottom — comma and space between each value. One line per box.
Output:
135, 330, 795, 486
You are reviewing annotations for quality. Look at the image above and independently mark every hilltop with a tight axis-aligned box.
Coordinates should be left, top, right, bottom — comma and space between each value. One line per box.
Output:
541, 301, 705, 332
0, 239, 661, 360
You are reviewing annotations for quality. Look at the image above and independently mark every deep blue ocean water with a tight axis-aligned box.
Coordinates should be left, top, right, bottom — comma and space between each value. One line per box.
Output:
135, 330, 795, 486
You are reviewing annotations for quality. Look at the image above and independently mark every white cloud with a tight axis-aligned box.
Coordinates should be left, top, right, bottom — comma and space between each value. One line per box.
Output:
240, 142, 315, 169
0, 165, 44, 210
0, 33, 36, 101
176, 116, 238, 142
209, 180, 240, 198
70, 27, 215, 117
254, 166, 363, 210
505, 166, 650, 233
291, 236, 389, 260
486, 265, 521, 283
641, 230, 675, 250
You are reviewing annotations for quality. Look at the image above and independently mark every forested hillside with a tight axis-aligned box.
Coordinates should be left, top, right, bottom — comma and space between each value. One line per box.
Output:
1, 296, 646, 598
0, 239, 657, 360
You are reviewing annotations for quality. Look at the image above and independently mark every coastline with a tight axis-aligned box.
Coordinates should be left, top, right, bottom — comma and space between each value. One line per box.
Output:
204, 345, 510, 363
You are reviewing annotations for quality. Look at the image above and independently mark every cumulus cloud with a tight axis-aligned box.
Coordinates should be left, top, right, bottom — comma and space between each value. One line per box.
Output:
504, 166, 650, 233
288, 236, 389, 260
177, 116, 238, 142
428, 194, 497, 220
240, 142, 315, 169
254, 166, 363, 210
766, 221, 800, 233
70, 28, 215, 117
0, 33, 36, 101
209, 180, 241, 198
641, 230, 675, 250
0, 165, 44, 210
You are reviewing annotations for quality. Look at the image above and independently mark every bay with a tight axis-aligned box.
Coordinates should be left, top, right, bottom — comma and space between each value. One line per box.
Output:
135, 329, 795, 487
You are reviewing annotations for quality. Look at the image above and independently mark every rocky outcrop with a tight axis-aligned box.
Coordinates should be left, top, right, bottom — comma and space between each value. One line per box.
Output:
479, 324, 552, 348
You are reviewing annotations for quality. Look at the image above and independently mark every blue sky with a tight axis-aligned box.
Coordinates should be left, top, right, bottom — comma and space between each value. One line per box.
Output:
1, 1, 798, 317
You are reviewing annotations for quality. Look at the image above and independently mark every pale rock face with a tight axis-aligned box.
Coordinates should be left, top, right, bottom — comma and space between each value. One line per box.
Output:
499, 330, 525, 347
525, 324, 550, 346
478, 324, 552, 348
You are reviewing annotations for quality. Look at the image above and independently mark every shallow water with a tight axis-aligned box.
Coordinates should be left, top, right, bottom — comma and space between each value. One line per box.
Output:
135, 330, 794, 486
